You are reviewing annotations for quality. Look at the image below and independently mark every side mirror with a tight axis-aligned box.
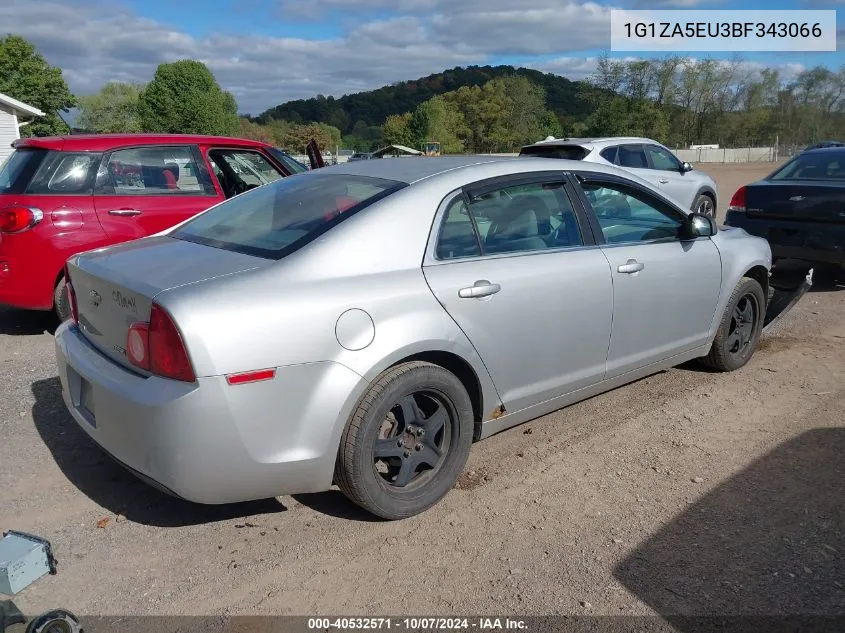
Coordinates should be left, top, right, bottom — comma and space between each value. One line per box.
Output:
681, 212, 717, 239
680, 161, 693, 173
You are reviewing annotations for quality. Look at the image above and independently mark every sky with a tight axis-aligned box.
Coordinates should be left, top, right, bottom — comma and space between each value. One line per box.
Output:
1, 0, 844, 116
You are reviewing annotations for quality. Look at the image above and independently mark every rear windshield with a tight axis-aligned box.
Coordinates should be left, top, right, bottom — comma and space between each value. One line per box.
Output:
519, 144, 590, 160
769, 151, 845, 181
0, 148, 47, 193
172, 172, 404, 259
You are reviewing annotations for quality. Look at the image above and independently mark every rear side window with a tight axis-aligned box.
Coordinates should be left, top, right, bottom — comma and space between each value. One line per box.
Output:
520, 145, 589, 160
600, 146, 618, 164
617, 145, 648, 168
436, 180, 584, 259
27, 151, 101, 194
172, 173, 404, 259
103, 146, 206, 195
436, 198, 481, 259
0, 148, 46, 193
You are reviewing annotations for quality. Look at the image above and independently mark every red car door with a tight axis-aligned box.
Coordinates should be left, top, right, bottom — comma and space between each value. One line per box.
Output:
93, 144, 223, 241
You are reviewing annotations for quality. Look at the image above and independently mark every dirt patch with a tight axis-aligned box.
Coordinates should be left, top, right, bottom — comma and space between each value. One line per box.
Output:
454, 466, 492, 490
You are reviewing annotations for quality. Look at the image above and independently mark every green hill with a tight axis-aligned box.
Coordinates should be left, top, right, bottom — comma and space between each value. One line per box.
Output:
255, 65, 595, 134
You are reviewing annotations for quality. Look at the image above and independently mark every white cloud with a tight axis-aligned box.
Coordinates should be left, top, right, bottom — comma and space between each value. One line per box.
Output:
1, 0, 618, 113
0, 0, 815, 116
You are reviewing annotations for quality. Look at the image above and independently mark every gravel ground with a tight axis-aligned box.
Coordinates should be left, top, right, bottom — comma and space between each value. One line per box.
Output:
1, 162, 843, 621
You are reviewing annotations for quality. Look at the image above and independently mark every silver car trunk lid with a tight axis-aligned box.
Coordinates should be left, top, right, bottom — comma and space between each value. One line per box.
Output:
68, 236, 269, 372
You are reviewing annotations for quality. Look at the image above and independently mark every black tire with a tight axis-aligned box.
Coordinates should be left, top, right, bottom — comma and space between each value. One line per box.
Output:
700, 277, 765, 372
53, 276, 71, 323
335, 361, 474, 520
692, 193, 716, 218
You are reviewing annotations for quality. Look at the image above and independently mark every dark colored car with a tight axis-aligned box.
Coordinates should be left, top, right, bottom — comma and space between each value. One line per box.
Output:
0, 134, 306, 320
724, 147, 845, 281
805, 140, 845, 150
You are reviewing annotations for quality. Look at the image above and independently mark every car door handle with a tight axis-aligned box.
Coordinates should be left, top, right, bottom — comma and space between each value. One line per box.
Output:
458, 280, 501, 299
107, 208, 143, 216
617, 259, 645, 274
658, 178, 669, 184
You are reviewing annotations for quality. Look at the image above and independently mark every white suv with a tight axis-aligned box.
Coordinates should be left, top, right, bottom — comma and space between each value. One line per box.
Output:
520, 137, 718, 217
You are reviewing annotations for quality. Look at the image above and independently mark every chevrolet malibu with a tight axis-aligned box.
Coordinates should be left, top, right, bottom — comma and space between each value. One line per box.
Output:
55, 156, 799, 519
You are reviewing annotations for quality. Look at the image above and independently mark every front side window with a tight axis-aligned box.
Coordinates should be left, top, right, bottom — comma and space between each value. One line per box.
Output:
172, 173, 403, 259
435, 180, 583, 259
617, 145, 648, 169
582, 181, 683, 244
27, 151, 101, 194
268, 148, 308, 174
646, 145, 682, 171
104, 146, 203, 195
208, 149, 284, 198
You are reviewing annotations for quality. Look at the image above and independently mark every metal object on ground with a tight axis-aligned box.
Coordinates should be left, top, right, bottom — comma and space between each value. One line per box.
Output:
25, 610, 82, 633
0, 532, 57, 596
0, 600, 26, 633
764, 264, 814, 331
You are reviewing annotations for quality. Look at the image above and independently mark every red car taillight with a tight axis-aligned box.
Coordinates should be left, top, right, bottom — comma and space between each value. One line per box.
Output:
64, 264, 78, 324
0, 206, 43, 233
727, 186, 746, 213
126, 303, 195, 382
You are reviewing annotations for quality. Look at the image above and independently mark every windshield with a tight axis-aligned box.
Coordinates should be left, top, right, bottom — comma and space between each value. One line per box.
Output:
519, 145, 589, 160
0, 148, 47, 193
172, 172, 404, 259
268, 148, 308, 174
769, 151, 845, 181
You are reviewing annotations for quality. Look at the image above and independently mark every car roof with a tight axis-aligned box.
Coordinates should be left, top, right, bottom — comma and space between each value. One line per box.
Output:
528, 136, 656, 148
801, 146, 845, 155
316, 155, 655, 192
13, 133, 273, 152
326, 155, 518, 183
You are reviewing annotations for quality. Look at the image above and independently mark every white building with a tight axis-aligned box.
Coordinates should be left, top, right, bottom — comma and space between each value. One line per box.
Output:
0, 92, 45, 163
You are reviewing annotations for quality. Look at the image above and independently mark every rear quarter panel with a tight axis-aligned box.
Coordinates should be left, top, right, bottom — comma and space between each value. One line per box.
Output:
0, 192, 111, 309
155, 181, 504, 418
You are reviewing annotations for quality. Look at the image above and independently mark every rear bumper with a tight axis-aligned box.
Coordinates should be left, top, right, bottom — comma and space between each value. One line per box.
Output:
725, 212, 845, 267
54, 321, 366, 504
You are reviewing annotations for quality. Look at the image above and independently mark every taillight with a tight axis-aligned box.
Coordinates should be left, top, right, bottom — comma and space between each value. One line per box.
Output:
727, 186, 746, 213
0, 206, 43, 233
64, 264, 78, 324
124, 303, 195, 382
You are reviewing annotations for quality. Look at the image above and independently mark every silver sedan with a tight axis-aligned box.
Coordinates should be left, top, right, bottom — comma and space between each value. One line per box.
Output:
54, 156, 805, 519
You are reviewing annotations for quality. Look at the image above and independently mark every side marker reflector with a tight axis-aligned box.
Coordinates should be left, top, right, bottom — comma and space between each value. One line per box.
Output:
225, 369, 276, 386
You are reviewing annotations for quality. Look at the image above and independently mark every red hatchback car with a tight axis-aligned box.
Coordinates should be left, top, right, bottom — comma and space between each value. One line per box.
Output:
0, 134, 307, 320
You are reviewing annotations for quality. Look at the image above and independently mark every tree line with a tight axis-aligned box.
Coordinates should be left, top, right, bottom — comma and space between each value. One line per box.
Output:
581, 55, 845, 150
4, 31, 845, 154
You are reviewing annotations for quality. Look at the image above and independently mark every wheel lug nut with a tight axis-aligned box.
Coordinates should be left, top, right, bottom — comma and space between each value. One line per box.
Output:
418, 429, 425, 437
414, 444, 422, 451
397, 439, 404, 447
403, 450, 411, 458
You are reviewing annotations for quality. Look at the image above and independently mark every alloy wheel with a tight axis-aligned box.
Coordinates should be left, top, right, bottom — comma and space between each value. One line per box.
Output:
373, 391, 453, 489
727, 293, 758, 356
